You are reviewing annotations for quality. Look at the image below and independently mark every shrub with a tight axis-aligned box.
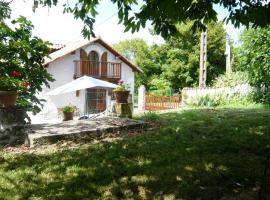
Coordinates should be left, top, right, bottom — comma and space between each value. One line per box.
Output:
213, 71, 248, 88
187, 94, 220, 107
186, 92, 253, 107
249, 90, 270, 104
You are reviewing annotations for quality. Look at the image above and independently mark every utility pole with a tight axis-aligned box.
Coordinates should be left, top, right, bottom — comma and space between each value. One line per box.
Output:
199, 30, 207, 88
225, 34, 232, 73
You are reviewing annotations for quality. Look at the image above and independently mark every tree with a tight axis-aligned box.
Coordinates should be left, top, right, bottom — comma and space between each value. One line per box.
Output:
157, 21, 226, 90
32, 0, 270, 38
113, 38, 159, 90
238, 27, 270, 88
236, 26, 270, 103
0, 1, 54, 114
114, 21, 226, 92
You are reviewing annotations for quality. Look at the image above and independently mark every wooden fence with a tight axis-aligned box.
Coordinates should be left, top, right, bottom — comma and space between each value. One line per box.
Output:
145, 93, 181, 111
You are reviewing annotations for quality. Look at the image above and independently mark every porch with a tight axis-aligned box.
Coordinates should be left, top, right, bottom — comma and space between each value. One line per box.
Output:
73, 60, 121, 80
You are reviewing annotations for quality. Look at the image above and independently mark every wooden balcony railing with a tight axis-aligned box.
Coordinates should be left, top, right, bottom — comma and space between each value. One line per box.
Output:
74, 60, 121, 79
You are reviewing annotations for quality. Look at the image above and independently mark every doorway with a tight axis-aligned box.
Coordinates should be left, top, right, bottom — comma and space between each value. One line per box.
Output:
87, 89, 106, 114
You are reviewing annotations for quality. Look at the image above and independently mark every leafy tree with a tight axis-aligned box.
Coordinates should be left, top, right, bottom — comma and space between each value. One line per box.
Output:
0, 1, 54, 114
33, 0, 270, 38
236, 26, 270, 103
238, 27, 270, 88
113, 38, 159, 90
158, 21, 226, 90
114, 21, 226, 92
0, 0, 9, 19
148, 76, 171, 96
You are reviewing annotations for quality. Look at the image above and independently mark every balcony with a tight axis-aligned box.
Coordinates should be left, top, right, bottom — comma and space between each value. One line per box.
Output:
74, 60, 121, 80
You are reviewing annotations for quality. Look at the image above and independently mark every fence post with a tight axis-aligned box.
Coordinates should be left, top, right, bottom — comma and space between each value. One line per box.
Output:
138, 85, 146, 111
169, 88, 172, 109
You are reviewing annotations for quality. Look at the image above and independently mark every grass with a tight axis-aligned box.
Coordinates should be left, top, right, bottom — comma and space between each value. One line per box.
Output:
1, 108, 270, 199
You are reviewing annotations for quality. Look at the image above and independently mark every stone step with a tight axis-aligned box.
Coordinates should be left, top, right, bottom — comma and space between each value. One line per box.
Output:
26, 118, 147, 147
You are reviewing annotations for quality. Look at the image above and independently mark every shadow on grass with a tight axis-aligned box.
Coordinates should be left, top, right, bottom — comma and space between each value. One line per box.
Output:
0, 108, 270, 199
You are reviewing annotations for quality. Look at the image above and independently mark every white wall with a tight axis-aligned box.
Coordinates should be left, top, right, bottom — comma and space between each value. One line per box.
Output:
182, 84, 252, 106
121, 62, 135, 103
83, 42, 135, 102
42, 50, 85, 115
40, 42, 136, 117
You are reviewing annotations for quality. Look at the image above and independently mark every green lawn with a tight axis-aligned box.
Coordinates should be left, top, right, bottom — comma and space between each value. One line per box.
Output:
1, 108, 270, 199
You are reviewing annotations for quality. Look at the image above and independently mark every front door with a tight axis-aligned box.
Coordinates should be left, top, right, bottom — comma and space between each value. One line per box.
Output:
87, 89, 106, 114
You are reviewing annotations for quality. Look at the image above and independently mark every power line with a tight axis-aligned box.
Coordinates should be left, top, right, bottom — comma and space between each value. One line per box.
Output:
95, 12, 118, 29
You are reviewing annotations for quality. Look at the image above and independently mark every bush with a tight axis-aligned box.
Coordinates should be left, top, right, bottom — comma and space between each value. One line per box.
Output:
249, 90, 270, 104
187, 94, 220, 107
186, 92, 253, 107
149, 76, 171, 96
213, 71, 248, 88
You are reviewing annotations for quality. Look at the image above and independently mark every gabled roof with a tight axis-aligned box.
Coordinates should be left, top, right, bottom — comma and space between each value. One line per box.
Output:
44, 37, 142, 73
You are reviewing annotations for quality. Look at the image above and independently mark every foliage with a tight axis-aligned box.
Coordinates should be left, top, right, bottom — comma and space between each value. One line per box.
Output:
0, 2, 54, 114
33, 0, 270, 38
0, 0, 10, 20
114, 21, 226, 93
1, 108, 270, 199
0, 76, 28, 92
213, 71, 248, 88
237, 27, 270, 89
186, 92, 253, 108
137, 111, 160, 123
113, 38, 158, 91
113, 80, 130, 92
187, 94, 220, 107
235, 26, 270, 104
62, 105, 75, 113
249, 90, 270, 105
148, 76, 171, 96
159, 22, 226, 89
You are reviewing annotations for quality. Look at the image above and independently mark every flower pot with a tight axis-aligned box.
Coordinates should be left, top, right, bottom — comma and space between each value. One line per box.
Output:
0, 91, 18, 108
63, 111, 74, 121
114, 91, 130, 103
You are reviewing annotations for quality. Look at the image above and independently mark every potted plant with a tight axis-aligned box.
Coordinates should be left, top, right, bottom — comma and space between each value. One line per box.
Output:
113, 80, 130, 103
0, 71, 29, 108
62, 105, 75, 121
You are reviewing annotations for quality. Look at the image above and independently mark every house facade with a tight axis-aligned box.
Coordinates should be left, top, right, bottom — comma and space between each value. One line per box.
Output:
41, 38, 142, 116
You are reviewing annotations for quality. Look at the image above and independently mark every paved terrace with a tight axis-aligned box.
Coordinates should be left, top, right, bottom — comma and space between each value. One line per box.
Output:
26, 118, 147, 147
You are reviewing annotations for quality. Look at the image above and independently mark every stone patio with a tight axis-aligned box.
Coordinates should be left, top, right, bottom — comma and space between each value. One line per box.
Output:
25, 118, 147, 147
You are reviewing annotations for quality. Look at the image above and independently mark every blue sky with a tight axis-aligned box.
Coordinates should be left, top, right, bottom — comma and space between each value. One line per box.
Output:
10, 0, 241, 45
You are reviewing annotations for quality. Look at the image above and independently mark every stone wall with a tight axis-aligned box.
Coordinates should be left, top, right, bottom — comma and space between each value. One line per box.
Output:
0, 126, 27, 147
0, 107, 28, 147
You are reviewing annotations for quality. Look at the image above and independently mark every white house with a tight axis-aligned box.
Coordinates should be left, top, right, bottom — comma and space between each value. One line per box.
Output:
41, 37, 142, 117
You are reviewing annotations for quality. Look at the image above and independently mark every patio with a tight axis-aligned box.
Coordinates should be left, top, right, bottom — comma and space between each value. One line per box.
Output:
26, 117, 147, 147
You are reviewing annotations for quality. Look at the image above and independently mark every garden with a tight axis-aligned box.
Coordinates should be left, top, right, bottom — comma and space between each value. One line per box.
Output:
1, 0, 270, 199
0, 107, 270, 199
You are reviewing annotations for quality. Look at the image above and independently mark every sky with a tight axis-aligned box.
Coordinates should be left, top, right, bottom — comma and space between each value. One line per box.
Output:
9, 0, 242, 45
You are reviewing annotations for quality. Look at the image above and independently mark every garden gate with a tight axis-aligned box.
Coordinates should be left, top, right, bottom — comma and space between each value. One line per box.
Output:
145, 93, 181, 111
